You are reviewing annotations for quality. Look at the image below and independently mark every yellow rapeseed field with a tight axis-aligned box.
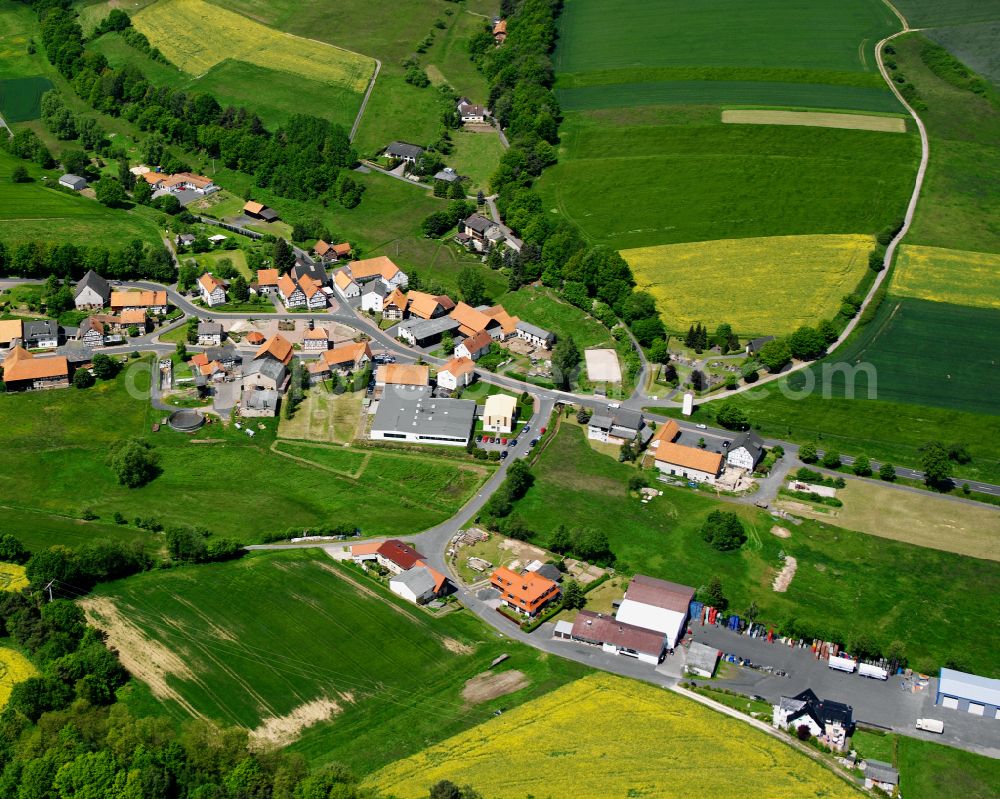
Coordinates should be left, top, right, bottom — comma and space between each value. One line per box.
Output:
0, 647, 37, 709
0, 563, 28, 593
622, 234, 874, 335
370, 673, 862, 798
893, 244, 1000, 310
133, 0, 374, 91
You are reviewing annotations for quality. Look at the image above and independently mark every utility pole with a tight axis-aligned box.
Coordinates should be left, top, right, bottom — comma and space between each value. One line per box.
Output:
43, 581, 55, 603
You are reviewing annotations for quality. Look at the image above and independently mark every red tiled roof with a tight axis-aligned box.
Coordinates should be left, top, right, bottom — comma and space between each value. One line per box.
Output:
376, 539, 426, 571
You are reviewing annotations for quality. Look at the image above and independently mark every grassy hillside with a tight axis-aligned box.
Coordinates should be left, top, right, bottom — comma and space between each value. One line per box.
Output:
372, 673, 863, 798
0, 360, 492, 545
509, 423, 1000, 674
90, 550, 586, 770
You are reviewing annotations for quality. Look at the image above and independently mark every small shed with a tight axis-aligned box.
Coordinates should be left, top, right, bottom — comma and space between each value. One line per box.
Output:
59, 174, 88, 191
863, 760, 899, 792
553, 620, 574, 640
685, 642, 720, 678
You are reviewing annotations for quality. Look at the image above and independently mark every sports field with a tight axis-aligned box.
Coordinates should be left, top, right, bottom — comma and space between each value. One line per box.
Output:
372, 673, 861, 798
87, 550, 586, 768
623, 234, 873, 335
893, 244, 1000, 308
510, 424, 1000, 674
133, 0, 373, 90
0, 150, 163, 247
0, 359, 491, 544
721, 109, 907, 133
537, 109, 919, 250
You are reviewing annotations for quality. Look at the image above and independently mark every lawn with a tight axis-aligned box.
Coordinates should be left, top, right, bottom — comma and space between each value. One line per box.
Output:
0, 359, 492, 545
87, 549, 587, 769
426, 7, 492, 101
0, 75, 52, 122
0, 149, 164, 247
537, 108, 920, 250
509, 423, 1000, 674
782, 479, 1000, 561
895, 33, 1000, 254
133, 0, 373, 92
371, 673, 863, 799
184, 248, 250, 279
277, 387, 364, 444
623, 234, 874, 336
892, 244, 1000, 308
496, 286, 614, 350
852, 729, 1000, 799
445, 130, 504, 192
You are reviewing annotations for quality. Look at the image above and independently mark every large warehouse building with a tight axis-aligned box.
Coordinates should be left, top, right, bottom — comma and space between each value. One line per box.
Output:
935, 668, 1000, 719
370, 385, 476, 447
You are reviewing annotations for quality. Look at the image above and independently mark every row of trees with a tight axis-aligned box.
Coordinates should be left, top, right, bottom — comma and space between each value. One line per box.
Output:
35, 5, 360, 206
0, 236, 175, 282
800, 439, 970, 490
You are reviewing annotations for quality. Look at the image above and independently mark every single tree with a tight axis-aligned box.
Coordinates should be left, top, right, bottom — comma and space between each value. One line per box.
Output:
73, 369, 95, 389
799, 442, 819, 464
11, 165, 29, 183
550, 524, 573, 554
91, 353, 117, 380
757, 339, 792, 373
106, 439, 159, 488
715, 402, 749, 431
562, 579, 585, 610
231, 275, 249, 302
879, 462, 897, 482
457, 266, 487, 306
700, 510, 746, 552
551, 335, 581, 390
852, 454, 872, 477
705, 576, 728, 611
94, 177, 128, 208
820, 450, 842, 470
920, 441, 953, 489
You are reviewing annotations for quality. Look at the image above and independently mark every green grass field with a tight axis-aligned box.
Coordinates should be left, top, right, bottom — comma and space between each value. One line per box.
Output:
445, 131, 504, 192
853, 729, 1000, 799
557, 81, 902, 113
555, 0, 897, 74
90, 549, 586, 769
891, 0, 1000, 27
0, 75, 52, 122
537, 107, 920, 249
495, 286, 613, 350
0, 359, 491, 545
0, 149, 164, 247
895, 33, 1000, 254
509, 423, 1000, 674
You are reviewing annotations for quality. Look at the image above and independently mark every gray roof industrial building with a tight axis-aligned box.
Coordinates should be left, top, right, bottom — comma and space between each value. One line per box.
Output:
371, 385, 476, 446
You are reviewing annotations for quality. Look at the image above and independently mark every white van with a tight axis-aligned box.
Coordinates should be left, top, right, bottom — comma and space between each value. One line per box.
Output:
916, 718, 944, 734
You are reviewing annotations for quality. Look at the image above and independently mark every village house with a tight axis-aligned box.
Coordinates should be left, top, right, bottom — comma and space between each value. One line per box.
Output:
349, 540, 449, 605
292, 260, 328, 288
382, 288, 409, 321
277, 274, 326, 310
314, 240, 352, 263
493, 18, 507, 44
433, 167, 463, 184
773, 689, 854, 751
255, 269, 280, 296
119, 309, 148, 333
322, 341, 372, 374
197, 322, 224, 347
375, 363, 430, 390
384, 141, 425, 164
241, 388, 280, 418
407, 291, 454, 321
490, 566, 559, 617
205, 346, 242, 371
587, 408, 649, 446
74, 270, 111, 310
23, 320, 60, 349
654, 442, 724, 483
389, 564, 448, 605
460, 213, 503, 252
455, 328, 493, 361
745, 336, 775, 355
76, 316, 108, 348
360, 281, 388, 313
449, 301, 499, 338
1, 346, 70, 390
436, 356, 475, 392
333, 269, 361, 299
301, 325, 330, 352
0, 320, 22, 350
371, 385, 476, 446
243, 201, 279, 222
142, 171, 216, 195
242, 358, 288, 394
59, 174, 87, 191
482, 305, 520, 340
615, 575, 695, 650
569, 610, 668, 665
516, 320, 555, 349
396, 316, 460, 348
482, 393, 517, 434
726, 430, 765, 472
176, 233, 196, 248
198, 273, 227, 307
647, 420, 680, 452
110, 290, 168, 315
457, 97, 489, 123
347, 256, 408, 289
255, 333, 294, 366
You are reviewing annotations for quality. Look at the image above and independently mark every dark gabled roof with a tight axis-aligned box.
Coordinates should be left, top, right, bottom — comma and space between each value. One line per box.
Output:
259, 208, 279, 221
789, 689, 854, 727
534, 563, 562, 583
730, 430, 765, 457
747, 335, 775, 353
243, 357, 287, 384
463, 213, 495, 235
206, 345, 240, 363
293, 260, 327, 286
75, 270, 110, 299
516, 321, 553, 340
571, 610, 665, 657
24, 319, 59, 339
864, 760, 898, 785
197, 322, 223, 335
385, 141, 424, 160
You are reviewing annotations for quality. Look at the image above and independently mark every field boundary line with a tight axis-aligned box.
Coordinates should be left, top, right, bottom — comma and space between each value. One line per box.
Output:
270, 439, 370, 479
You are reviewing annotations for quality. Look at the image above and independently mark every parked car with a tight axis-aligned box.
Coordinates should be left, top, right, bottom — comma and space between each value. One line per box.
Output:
540, 427, 546, 434
500, 438, 507, 445
508, 439, 518, 448
696, 423, 707, 429
722, 441, 731, 448
500, 451, 508, 459
523, 424, 531, 433
530, 438, 539, 447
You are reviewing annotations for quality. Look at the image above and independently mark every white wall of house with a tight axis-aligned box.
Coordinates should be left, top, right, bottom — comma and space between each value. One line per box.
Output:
201, 286, 226, 307
337, 282, 360, 299
654, 460, 719, 483
75, 287, 106, 309
370, 429, 469, 447
727, 447, 756, 471
361, 292, 384, 313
